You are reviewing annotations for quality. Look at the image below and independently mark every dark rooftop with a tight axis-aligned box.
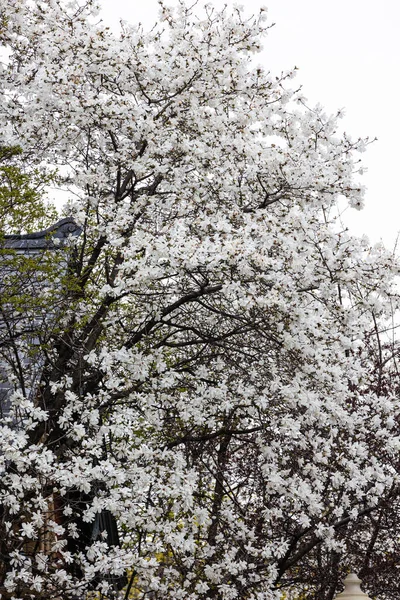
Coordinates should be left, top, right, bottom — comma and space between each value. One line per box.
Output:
3, 218, 81, 250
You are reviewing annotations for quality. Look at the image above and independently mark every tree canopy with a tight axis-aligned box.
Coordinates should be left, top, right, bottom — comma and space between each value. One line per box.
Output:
0, 1, 399, 599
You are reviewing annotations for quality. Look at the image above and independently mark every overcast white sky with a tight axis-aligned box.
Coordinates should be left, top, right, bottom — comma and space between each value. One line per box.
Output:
99, 0, 400, 247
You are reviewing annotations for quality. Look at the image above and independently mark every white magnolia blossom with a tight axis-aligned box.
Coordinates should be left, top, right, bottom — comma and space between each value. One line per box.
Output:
0, 1, 399, 599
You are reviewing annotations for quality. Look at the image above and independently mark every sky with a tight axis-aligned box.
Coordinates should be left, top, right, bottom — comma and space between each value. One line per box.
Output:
98, 0, 400, 247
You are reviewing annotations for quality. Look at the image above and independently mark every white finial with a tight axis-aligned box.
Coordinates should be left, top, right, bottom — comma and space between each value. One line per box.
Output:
334, 573, 373, 599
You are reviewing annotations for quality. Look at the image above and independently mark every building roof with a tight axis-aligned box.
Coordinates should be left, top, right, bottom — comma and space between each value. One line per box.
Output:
3, 217, 82, 250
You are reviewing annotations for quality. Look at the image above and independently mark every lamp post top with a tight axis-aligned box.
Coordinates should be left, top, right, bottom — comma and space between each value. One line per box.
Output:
335, 573, 373, 599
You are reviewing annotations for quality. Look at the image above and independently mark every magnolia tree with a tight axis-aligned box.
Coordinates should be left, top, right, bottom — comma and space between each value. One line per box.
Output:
0, 1, 400, 599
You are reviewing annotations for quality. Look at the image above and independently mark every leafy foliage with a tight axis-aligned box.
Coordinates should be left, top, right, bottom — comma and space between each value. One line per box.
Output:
0, 145, 57, 235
